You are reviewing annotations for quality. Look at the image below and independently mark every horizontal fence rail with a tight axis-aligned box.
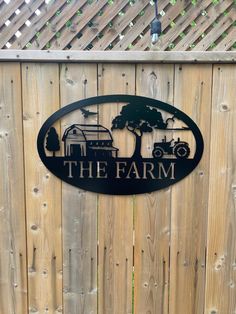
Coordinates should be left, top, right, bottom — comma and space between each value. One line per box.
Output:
0, 50, 236, 62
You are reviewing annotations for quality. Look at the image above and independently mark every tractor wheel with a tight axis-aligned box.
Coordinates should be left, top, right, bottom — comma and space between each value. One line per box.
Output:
152, 147, 164, 159
174, 143, 190, 159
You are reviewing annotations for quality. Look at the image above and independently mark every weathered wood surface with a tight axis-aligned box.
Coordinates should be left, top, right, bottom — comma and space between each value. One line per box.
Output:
133, 0, 186, 51
22, 63, 62, 313
193, 2, 236, 51
1, 0, 235, 51
169, 64, 212, 314
205, 65, 236, 314
92, 1, 148, 51
98, 64, 135, 314
112, 0, 164, 51
63, 1, 126, 50
173, 0, 231, 51
32, 0, 88, 50
1, 61, 236, 314
0, 0, 45, 49
60, 63, 98, 314
134, 64, 174, 314
0, 51, 236, 63
11, 0, 66, 50
0, 63, 27, 314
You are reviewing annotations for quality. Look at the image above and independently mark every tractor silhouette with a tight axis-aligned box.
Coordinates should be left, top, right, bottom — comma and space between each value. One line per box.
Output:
152, 136, 190, 159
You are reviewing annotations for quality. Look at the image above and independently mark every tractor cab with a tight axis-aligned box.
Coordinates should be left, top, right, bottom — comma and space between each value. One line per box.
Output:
160, 136, 174, 148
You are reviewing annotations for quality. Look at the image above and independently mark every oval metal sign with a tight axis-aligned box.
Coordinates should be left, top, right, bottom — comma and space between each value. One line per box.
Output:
37, 95, 204, 195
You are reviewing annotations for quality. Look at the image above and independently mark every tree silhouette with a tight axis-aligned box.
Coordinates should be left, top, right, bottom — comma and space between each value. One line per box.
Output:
111, 103, 167, 158
46, 127, 60, 157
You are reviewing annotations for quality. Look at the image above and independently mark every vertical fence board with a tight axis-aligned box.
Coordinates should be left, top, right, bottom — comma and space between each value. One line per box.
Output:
22, 63, 62, 313
205, 65, 236, 314
1, 58, 236, 314
169, 64, 212, 314
60, 63, 98, 313
134, 64, 174, 314
0, 63, 27, 314
98, 64, 135, 314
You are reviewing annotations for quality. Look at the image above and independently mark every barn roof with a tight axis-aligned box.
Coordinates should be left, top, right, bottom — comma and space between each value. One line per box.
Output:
62, 124, 112, 141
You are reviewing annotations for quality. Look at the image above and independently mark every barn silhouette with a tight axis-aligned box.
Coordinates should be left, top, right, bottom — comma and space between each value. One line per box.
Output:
62, 124, 119, 159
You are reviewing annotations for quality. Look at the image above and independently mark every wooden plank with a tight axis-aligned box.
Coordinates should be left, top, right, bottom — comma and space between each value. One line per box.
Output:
0, 0, 25, 26
0, 0, 45, 49
112, 3, 156, 50
92, 0, 148, 51
132, 0, 187, 51
11, 0, 66, 49
193, 5, 236, 51
134, 64, 174, 314
0, 50, 236, 63
214, 27, 236, 51
49, 0, 108, 50
98, 64, 135, 313
70, 1, 128, 50
30, 0, 87, 50
169, 64, 212, 314
205, 64, 236, 313
22, 63, 62, 313
160, 0, 212, 51
60, 63, 98, 314
173, 0, 231, 51
0, 63, 27, 314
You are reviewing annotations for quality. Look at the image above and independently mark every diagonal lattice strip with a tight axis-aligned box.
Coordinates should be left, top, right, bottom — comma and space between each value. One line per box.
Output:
0, 0, 235, 51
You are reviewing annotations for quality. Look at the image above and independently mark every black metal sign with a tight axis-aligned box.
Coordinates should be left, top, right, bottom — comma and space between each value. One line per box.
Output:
37, 95, 204, 195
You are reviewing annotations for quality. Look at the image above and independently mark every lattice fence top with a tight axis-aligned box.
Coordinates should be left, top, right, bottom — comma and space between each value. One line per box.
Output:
0, 0, 235, 51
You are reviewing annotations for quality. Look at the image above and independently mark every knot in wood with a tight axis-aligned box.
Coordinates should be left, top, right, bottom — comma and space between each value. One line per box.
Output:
219, 103, 230, 112
56, 306, 63, 313
33, 187, 39, 193
31, 224, 38, 231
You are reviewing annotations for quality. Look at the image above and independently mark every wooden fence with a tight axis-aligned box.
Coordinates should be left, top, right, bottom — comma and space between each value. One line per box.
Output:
0, 0, 235, 51
0, 51, 236, 314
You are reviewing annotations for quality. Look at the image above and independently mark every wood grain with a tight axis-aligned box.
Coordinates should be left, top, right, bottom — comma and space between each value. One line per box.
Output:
92, 1, 148, 51
0, 51, 236, 63
173, 0, 231, 51
169, 64, 212, 314
0, 63, 27, 314
22, 63, 62, 313
0, 0, 25, 26
11, 0, 66, 50
49, 0, 107, 50
1, 60, 236, 314
205, 65, 236, 313
98, 64, 135, 314
60, 63, 98, 314
158, 0, 213, 51
71, 1, 128, 50
0, 0, 45, 49
132, 0, 186, 51
193, 4, 236, 51
31, 0, 88, 50
134, 64, 174, 314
